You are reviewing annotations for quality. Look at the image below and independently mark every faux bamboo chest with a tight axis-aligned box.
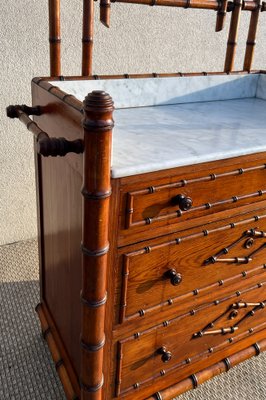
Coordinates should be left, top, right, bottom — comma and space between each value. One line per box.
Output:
6, 1, 266, 399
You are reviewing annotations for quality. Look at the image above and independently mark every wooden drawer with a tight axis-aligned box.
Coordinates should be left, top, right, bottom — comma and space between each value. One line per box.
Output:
120, 161, 266, 237
117, 206, 266, 323
115, 275, 266, 396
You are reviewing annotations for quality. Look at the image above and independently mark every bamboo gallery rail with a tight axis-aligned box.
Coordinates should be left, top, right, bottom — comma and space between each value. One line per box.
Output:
47, 0, 266, 77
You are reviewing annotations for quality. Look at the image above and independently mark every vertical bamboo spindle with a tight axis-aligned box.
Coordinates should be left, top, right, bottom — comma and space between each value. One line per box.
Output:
224, 0, 242, 72
81, 91, 114, 400
48, 0, 61, 76
243, 0, 262, 71
82, 0, 94, 76
216, 0, 228, 31
100, 0, 111, 27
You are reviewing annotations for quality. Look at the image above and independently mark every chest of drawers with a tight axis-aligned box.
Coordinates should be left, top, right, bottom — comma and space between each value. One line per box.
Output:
23, 73, 266, 400
6, 1, 266, 398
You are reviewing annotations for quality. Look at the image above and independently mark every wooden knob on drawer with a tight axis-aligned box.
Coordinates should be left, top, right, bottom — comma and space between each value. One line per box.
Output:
172, 194, 193, 211
157, 346, 172, 363
165, 269, 182, 286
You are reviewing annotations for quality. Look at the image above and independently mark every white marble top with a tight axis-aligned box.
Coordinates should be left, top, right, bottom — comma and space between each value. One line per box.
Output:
50, 75, 266, 178
111, 98, 266, 177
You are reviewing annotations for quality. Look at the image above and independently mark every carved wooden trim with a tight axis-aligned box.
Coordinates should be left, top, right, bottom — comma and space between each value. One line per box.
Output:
120, 257, 266, 321
119, 256, 130, 323
147, 336, 266, 399
193, 298, 266, 338
125, 164, 266, 229
115, 342, 123, 397
126, 213, 266, 256
122, 272, 266, 328
205, 228, 266, 265
127, 164, 266, 197
118, 319, 266, 394
120, 213, 266, 321
117, 296, 266, 396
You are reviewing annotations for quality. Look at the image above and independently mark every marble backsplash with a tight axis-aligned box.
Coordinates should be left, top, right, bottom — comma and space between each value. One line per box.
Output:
257, 74, 266, 100
50, 74, 260, 109
49, 74, 266, 178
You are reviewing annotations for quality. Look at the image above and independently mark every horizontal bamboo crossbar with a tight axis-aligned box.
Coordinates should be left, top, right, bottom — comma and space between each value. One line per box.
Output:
108, 0, 265, 11
6, 104, 84, 157
146, 338, 266, 399
41, 69, 261, 82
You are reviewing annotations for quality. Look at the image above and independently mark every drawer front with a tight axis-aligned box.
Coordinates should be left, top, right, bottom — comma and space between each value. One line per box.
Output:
116, 277, 266, 396
122, 162, 266, 233
118, 208, 266, 322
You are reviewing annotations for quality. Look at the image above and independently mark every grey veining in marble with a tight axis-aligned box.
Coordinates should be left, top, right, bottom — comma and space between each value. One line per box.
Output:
50, 74, 259, 109
257, 74, 266, 100
49, 74, 266, 178
111, 98, 266, 177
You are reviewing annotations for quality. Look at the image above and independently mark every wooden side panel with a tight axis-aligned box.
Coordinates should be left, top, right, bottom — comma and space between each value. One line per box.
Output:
32, 81, 83, 376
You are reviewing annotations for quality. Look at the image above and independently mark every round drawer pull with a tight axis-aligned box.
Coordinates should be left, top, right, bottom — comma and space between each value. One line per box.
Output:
172, 194, 193, 211
165, 269, 182, 286
157, 346, 172, 363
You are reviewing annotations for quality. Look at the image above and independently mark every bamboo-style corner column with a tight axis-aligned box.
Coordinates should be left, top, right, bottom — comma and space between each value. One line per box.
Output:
48, 0, 61, 76
243, 0, 262, 71
216, 0, 229, 31
82, 0, 94, 75
80, 91, 114, 400
224, 0, 243, 72
100, 0, 111, 27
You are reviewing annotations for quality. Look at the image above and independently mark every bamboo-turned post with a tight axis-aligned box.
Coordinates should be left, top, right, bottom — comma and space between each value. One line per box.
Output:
224, 0, 243, 72
216, 0, 229, 31
100, 0, 111, 27
81, 91, 114, 400
48, 0, 61, 76
243, 0, 262, 71
82, 0, 94, 75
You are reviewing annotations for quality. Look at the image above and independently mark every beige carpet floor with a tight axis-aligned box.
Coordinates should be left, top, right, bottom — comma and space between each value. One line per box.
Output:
0, 239, 266, 399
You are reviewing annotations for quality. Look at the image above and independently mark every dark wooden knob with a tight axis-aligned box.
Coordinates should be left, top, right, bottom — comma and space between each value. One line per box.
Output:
165, 269, 182, 286
172, 194, 193, 211
157, 346, 172, 363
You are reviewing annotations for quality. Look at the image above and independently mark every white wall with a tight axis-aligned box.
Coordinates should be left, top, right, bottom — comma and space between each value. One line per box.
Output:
1, 0, 266, 245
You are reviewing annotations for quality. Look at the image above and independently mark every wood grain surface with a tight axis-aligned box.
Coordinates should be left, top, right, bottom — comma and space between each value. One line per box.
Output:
32, 79, 266, 400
